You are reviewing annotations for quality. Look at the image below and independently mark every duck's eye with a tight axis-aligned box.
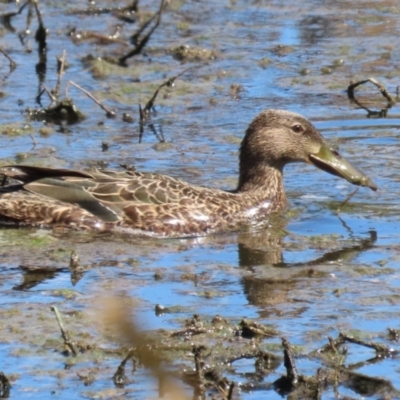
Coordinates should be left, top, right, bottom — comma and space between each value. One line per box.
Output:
292, 124, 304, 133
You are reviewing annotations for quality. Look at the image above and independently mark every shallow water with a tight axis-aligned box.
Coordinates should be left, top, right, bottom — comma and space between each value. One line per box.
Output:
1, 0, 400, 398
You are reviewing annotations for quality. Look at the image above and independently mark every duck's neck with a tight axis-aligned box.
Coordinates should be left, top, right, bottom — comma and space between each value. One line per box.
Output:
236, 164, 287, 209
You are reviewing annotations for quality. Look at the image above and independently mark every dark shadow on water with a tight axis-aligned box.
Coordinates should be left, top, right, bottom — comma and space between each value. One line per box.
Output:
13, 265, 65, 291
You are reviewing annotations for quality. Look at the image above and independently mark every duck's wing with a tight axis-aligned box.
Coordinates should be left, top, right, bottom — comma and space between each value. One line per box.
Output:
0, 165, 93, 182
87, 170, 215, 205
0, 166, 125, 222
0, 166, 219, 224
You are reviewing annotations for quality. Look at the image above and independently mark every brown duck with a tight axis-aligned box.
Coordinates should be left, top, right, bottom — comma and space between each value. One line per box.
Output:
0, 109, 376, 237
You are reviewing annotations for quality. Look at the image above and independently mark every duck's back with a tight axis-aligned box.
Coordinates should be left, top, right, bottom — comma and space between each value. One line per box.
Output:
0, 167, 264, 237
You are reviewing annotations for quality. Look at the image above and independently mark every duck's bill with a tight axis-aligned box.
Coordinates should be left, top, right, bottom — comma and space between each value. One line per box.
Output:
308, 143, 377, 191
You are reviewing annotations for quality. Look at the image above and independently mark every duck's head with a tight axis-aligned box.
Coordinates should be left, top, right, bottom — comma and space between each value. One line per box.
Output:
239, 109, 377, 191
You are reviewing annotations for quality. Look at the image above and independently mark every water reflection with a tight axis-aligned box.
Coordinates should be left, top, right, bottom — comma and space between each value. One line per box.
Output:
10, 226, 378, 297
13, 264, 65, 291
238, 228, 377, 308
238, 228, 376, 268
299, 15, 343, 45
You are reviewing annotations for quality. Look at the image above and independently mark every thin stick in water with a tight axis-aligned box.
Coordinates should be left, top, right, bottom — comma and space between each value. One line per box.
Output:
51, 305, 77, 356
68, 80, 116, 118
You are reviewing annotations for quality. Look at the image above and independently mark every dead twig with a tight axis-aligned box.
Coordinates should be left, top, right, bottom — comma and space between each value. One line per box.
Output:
51, 305, 78, 356
193, 345, 206, 385
138, 67, 195, 143
388, 328, 400, 342
32, 1, 47, 102
138, 103, 145, 143
0, 48, 16, 72
138, 104, 166, 143
318, 335, 346, 354
127, 0, 139, 13
68, 80, 116, 118
315, 368, 327, 400
69, 250, 80, 270
339, 333, 394, 355
54, 50, 66, 99
36, 84, 57, 106
227, 382, 235, 400
113, 348, 136, 386
0, 371, 11, 398
119, 0, 165, 66
336, 186, 360, 214
69, 250, 84, 285
33, 0, 47, 54
129, 9, 157, 46
29, 134, 37, 150
348, 77, 396, 105
282, 337, 298, 386
0, 0, 30, 33
142, 67, 193, 115
347, 77, 396, 118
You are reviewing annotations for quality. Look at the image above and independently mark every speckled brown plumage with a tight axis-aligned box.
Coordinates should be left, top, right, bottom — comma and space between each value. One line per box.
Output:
0, 110, 377, 237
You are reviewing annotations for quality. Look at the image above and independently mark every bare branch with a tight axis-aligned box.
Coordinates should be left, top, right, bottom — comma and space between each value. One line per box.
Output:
0, 48, 16, 72
347, 77, 396, 106
68, 80, 116, 118
51, 305, 78, 356
119, 0, 165, 66
54, 50, 67, 99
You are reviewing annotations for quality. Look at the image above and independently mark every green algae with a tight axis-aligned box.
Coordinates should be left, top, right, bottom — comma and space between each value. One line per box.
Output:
0, 123, 34, 137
